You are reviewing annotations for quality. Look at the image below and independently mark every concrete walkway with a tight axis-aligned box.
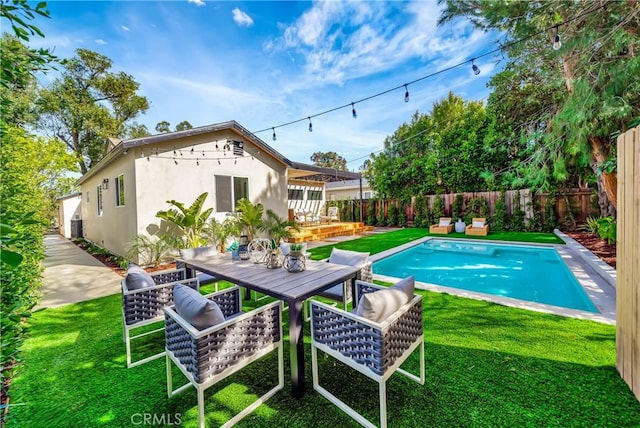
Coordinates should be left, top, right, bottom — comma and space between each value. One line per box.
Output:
36, 235, 122, 310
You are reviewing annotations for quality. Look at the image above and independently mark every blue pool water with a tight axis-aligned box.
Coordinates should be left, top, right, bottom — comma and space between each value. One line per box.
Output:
373, 239, 598, 313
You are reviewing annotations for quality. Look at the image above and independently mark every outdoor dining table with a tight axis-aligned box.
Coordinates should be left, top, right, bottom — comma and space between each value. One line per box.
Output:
178, 254, 361, 398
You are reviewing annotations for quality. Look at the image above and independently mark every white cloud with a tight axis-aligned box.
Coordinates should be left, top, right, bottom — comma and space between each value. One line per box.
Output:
232, 8, 254, 27
95, 39, 108, 45
188, 0, 205, 6
121, 25, 130, 31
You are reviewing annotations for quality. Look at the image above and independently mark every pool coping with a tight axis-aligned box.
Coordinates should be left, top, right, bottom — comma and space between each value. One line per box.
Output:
370, 235, 616, 325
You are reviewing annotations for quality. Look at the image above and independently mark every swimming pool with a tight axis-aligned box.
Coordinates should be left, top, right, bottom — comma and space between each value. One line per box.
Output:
373, 239, 598, 313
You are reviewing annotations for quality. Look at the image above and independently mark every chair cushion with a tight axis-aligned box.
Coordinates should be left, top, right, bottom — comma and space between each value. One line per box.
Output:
356, 276, 415, 323
174, 284, 225, 330
329, 248, 369, 267
124, 264, 155, 291
438, 219, 451, 227
179, 246, 217, 260
472, 220, 485, 228
319, 283, 344, 300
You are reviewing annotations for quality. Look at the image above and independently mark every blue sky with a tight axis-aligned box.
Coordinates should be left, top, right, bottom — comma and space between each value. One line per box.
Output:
32, 0, 502, 169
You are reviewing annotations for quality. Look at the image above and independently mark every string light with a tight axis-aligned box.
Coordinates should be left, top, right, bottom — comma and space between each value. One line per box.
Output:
174, 158, 178, 165
308, 117, 313, 132
272, 127, 276, 141
218, 159, 221, 165
553, 26, 562, 50
196, 159, 199, 166
471, 59, 480, 75
351, 102, 357, 118
190, 146, 194, 154
404, 84, 409, 102
255, 5, 607, 139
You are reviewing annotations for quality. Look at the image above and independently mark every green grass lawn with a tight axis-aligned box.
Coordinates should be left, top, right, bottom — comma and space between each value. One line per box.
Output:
8, 280, 640, 427
307, 228, 565, 260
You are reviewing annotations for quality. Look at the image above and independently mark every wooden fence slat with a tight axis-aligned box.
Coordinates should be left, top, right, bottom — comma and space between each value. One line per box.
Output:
616, 125, 640, 402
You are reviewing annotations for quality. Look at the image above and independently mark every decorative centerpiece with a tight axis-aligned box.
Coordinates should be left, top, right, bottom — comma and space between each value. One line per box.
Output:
248, 238, 272, 264
284, 243, 306, 273
265, 242, 283, 269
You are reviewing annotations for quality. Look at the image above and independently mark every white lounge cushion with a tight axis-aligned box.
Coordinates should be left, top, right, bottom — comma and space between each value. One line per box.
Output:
438, 219, 451, 227
174, 284, 225, 330
356, 276, 415, 323
179, 246, 217, 260
124, 264, 155, 291
472, 221, 485, 228
329, 248, 369, 267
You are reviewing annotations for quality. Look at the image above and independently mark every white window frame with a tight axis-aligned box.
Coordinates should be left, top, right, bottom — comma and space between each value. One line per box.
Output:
115, 174, 125, 207
214, 175, 249, 212
96, 186, 103, 216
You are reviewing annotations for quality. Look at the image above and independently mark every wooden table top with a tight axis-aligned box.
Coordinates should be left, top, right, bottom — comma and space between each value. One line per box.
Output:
180, 255, 361, 302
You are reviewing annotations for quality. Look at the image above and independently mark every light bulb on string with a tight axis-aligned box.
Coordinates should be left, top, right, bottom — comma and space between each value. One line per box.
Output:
471, 59, 480, 75
308, 117, 313, 132
351, 102, 357, 118
174, 158, 178, 165
404, 84, 409, 102
190, 146, 194, 154
196, 159, 199, 166
218, 159, 221, 165
272, 127, 276, 141
173, 149, 177, 156
234, 159, 237, 165
553, 26, 562, 50
215, 141, 219, 150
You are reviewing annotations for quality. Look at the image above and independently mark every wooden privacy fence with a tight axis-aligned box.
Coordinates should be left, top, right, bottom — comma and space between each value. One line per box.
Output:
352, 188, 597, 227
616, 125, 639, 402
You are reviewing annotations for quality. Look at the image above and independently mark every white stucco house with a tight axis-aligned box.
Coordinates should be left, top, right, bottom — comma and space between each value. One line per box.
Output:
56, 192, 82, 238
325, 177, 374, 201
75, 120, 360, 258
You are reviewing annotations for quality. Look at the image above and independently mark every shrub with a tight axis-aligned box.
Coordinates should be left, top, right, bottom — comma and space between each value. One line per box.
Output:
413, 194, 425, 227
366, 199, 376, 226
595, 216, 616, 244
543, 193, 557, 233
431, 195, 445, 224
376, 200, 386, 226
464, 198, 482, 224
493, 191, 508, 231
398, 202, 408, 227
387, 202, 398, 227
584, 216, 599, 234
510, 190, 526, 231
452, 194, 464, 222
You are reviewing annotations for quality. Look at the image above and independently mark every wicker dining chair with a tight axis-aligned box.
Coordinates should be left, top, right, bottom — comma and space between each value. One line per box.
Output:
165, 286, 284, 428
311, 279, 425, 428
319, 248, 373, 309
121, 265, 199, 368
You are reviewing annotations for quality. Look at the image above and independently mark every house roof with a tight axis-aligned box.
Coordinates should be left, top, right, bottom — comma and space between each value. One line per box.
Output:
76, 120, 360, 185
55, 191, 82, 202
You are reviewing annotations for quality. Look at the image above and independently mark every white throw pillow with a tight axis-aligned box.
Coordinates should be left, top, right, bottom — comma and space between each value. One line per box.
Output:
438, 219, 451, 227
356, 276, 415, 323
472, 221, 485, 228
329, 248, 369, 267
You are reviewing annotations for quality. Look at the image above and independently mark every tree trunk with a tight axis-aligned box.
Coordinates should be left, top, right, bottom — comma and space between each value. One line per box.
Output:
588, 135, 617, 217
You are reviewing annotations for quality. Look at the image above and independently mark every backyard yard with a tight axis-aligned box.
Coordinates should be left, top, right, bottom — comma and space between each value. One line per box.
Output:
6, 230, 639, 427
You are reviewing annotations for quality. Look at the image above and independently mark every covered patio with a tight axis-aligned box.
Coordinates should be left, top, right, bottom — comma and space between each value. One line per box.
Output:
286, 162, 370, 242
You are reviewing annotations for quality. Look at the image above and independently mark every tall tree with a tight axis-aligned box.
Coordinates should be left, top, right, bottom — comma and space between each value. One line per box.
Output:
155, 120, 170, 133
438, 0, 640, 215
37, 49, 150, 174
310, 151, 347, 171
175, 120, 192, 131
365, 93, 499, 200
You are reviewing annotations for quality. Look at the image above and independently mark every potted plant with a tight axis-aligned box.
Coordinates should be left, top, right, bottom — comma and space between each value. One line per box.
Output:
265, 239, 283, 269
284, 243, 306, 273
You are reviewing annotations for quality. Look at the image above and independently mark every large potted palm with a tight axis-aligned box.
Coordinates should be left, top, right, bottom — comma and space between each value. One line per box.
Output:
156, 192, 213, 248
235, 199, 270, 263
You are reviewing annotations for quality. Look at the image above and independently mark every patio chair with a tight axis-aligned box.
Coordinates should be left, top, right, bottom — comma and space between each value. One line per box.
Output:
311, 277, 425, 428
165, 285, 283, 428
429, 217, 454, 234
121, 265, 199, 368
465, 217, 489, 236
178, 246, 218, 291
318, 248, 373, 309
321, 206, 340, 224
